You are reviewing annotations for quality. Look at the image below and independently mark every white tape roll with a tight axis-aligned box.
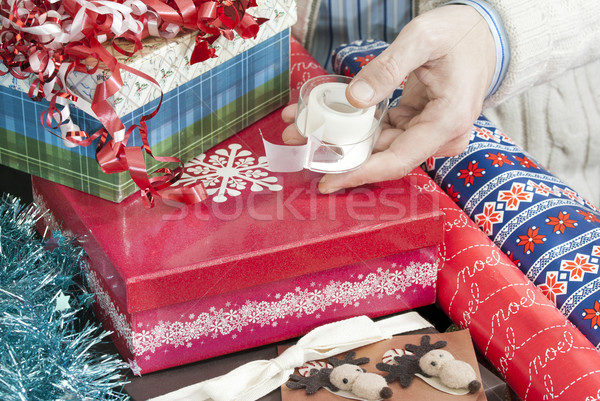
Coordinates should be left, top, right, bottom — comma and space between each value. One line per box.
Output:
263, 77, 388, 174
301, 82, 376, 145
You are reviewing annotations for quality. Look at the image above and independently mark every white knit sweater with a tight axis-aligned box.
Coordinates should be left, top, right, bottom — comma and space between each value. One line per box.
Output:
417, 0, 600, 204
415, 0, 600, 107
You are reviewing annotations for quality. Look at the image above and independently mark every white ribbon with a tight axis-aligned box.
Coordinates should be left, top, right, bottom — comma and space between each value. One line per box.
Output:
149, 312, 432, 401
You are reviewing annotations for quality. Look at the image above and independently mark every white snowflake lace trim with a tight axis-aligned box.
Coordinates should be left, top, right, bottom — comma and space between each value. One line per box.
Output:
87, 270, 135, 353
87, 260, 436, 355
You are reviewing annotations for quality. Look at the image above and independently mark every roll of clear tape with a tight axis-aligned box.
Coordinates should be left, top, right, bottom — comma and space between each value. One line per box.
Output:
262, 76, 388, 174
300, 82, 376, 145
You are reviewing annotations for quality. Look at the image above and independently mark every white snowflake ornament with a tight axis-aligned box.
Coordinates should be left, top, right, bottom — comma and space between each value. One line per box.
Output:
128, 359, 142, 376
179, 143, 283, 203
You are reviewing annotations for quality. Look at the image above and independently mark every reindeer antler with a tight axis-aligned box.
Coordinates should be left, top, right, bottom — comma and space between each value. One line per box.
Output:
286, 368, 338, 394
405, 335, 447, 358
377, 335, 448, 387
376, 353, 421, 387
328, 351, 370, 367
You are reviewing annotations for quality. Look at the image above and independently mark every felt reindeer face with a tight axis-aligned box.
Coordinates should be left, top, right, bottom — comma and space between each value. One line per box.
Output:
329, 364, 365, 391
286, 352, 393, 401
419, 349, 455, 376
377, 335, 481, 396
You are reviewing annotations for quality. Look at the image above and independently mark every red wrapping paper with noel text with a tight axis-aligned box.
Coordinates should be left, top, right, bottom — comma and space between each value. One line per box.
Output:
404, 168, 600, 400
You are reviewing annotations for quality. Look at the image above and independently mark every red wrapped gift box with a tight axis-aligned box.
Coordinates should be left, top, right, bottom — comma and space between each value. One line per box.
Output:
33, 126, 443, 373
32, 40, 444, 374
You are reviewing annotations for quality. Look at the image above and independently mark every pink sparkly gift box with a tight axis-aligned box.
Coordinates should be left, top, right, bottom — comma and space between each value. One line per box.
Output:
32, 44, 444, 375
33, 122, 443, 374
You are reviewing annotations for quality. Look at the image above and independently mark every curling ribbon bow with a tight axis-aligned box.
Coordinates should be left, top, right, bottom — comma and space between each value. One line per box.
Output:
0, 0, 266, 207
191, 0, 266, 63
148, 313, 432, 401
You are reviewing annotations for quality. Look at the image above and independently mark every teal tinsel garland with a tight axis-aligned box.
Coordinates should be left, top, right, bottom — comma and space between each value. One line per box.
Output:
0, 195, 130, 400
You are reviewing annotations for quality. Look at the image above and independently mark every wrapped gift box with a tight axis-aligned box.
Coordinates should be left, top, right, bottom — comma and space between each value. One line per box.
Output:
32, 104, 444, 374
0, 0, 295, 202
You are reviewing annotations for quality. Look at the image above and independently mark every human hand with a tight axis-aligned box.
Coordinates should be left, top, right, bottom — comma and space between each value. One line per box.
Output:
282, 5, 496, 193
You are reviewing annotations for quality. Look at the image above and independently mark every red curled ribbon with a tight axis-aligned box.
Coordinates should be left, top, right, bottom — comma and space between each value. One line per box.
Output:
0, 0, 267, 207
191, 0, 265, 63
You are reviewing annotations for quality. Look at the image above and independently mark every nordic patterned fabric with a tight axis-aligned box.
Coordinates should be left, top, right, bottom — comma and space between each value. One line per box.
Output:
332, 39, 404, 103
332, 39, 389, 77
332, 41, 600, 349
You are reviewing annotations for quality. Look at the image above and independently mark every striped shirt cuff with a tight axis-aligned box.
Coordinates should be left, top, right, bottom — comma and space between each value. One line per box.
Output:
443, 0, 510, 98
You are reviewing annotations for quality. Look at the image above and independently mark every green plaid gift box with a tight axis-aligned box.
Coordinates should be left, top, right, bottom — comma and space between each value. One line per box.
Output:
0, 1, 295, 202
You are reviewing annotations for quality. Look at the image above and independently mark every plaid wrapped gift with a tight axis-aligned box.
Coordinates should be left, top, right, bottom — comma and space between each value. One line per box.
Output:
0, 0, 296, 202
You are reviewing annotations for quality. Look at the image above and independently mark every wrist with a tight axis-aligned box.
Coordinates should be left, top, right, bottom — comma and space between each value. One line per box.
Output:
442, 0, 510, 98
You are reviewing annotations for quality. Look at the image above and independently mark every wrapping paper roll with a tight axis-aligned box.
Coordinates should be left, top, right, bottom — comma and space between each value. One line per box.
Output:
424, 116, 600, 350
332, 38, 600, 348
331, 40, 600, 399
407, 168, 600, 400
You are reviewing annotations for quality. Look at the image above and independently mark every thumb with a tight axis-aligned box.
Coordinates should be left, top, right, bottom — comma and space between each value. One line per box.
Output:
345, 21, 432, 108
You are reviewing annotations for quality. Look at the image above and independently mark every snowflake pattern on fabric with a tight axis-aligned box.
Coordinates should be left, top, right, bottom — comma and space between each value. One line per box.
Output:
486, 152, 514, 167
457, 161, 485, 187
474, 202, 504, 236
513, 155, 538, 169
353, 54, 375, 67
445, 184, 461, 203
538, 272, 568, 305
527, 180, 559, 197
331, 39, 390, 78
545, 211, 577, 234
560, 254, 599, 282
177, 143, 283, 202
517, 227, 546, 255
474, 126, 500, 142
498, 183, 533, 211
583, 300, 600, 329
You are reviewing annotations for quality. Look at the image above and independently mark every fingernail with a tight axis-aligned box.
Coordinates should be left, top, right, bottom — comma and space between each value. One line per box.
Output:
349, 79, 375, 104
318, 178, 338, 194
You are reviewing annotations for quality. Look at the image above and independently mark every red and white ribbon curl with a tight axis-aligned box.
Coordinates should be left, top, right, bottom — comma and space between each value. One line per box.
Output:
0, 0, 267, 206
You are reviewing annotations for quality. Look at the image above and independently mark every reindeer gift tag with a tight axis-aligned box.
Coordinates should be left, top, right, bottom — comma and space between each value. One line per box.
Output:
282, 331, 486, 401
286, 352, 393, 401
377, 335, 482, 396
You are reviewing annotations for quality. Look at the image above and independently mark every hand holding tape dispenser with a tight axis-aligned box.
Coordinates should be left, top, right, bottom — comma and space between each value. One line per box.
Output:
263, 75, 389, 173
